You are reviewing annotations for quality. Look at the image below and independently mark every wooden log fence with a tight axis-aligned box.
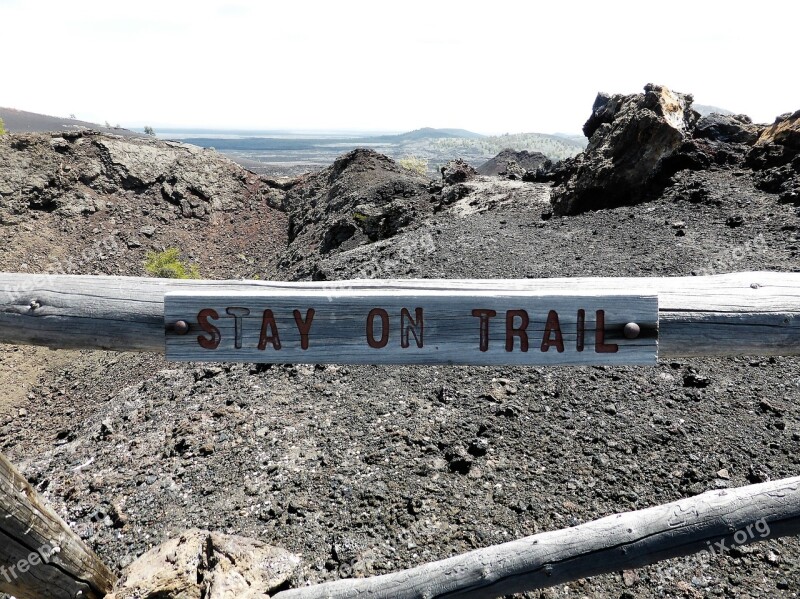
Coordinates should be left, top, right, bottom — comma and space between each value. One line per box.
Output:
0, 453, 116, 599
0, 270, 799, 357
274, 476, 800, 599
2, 270, 800, 597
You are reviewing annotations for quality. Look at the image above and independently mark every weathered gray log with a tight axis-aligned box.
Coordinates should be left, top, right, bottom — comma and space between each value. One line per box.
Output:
0, 271, 799, 357
0, 452, 117, 599
274, 477, 800, 599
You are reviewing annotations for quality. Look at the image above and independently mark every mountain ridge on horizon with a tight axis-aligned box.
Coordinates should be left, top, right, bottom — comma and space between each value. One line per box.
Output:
0, 106, 589, 176
0, 106, 585, 140
0, 102, 756, 142
0, 106, 143, 138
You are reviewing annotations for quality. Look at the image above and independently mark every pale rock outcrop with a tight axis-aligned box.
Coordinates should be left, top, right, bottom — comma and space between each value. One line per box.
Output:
107, 529, 300, 599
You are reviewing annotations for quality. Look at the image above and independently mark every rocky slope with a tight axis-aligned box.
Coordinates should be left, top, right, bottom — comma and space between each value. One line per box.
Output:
0, 106, 143, 138
0, 130, 288, 280
277, 149, 435, 280
2, 86, 800, 599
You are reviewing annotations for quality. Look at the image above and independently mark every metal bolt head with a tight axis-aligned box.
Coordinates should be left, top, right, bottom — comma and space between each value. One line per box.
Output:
173, 320, 190, 335
623, 322, 641, 339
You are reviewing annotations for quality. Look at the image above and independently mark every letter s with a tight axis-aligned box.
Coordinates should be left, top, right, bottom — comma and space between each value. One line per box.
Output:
197, 308, 221, 349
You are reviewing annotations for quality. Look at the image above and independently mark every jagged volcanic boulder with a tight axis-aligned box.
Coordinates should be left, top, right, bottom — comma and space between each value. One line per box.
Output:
279, 148, 434, 278
656, 113, 766, 176
694, 113, 762, 145
551, 84, 700, 215
757, 109, 800, 150
477, 149, 548, 178
747, 110, 800, 203
440, 158, 477, 184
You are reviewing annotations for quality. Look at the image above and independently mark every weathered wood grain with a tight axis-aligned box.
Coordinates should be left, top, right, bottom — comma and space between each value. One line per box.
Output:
1, 271, 799, 357
273, 476, 800, 599
165, 290, 658, 365
0, 452, 117, 599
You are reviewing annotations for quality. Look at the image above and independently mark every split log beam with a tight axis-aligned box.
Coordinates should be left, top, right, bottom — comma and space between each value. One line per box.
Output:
274, 476, 800, 599
0, 271, 799, 357
0, 452, 116, 599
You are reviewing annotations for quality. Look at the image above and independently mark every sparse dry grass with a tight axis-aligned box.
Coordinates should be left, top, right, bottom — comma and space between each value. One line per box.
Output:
398, 155, 428, 176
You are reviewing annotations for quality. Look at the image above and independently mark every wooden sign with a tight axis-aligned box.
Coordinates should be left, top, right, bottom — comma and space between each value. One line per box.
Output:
164, 289, 658, 365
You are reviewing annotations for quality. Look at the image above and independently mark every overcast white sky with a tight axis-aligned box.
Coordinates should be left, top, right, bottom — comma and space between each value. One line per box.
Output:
1, 0, 797, 134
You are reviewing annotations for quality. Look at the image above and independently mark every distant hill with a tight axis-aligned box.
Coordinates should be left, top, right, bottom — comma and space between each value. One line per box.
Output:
694, 104, 735, 117
0, 107, 142, 137
167, 128, 485, 151
394, 127, 483, 140
552, 132, 589, 144
429, 132, 587, 162
0, 108, 587, 176
367, 127, 484, 142
164, 127, 588, 176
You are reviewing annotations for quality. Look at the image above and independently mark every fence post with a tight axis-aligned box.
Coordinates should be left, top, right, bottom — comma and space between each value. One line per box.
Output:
0, 452, 116, 599
274, 476, 800, 599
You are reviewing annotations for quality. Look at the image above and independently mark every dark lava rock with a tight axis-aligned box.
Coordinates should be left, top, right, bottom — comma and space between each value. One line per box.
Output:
694, 113, 762, 145
433, 183, 471, 212
280, 149, 434, 277
467, 437, 489, 457
747, 464, 771, 483
582, 91, 625, 138
477, 149, 548, 178
443, 444, 473, 475
683, 372, 711, 388
498, 160, 525, 180
522, 156, 566, 184
747, 110, 800, 204
726, 214, 745, 227
759, 109, 800, 151
440, 159, 477, 185
551, 84, 699, 215
747, 110, 800, 170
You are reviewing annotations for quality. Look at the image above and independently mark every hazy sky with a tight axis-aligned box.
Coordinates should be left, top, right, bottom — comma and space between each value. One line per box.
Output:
1, 0, 798, 134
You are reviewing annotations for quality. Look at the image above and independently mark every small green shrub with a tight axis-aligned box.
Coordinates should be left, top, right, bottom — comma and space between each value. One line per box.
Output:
0, 117, 6, 135
144, 248, 200, 279
398, 155, 428, 176
144, 125, 155, 136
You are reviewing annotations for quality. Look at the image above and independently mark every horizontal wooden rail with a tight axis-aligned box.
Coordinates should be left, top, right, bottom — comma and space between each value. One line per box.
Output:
274, 476, 800, 599
0, 271, 799, 357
